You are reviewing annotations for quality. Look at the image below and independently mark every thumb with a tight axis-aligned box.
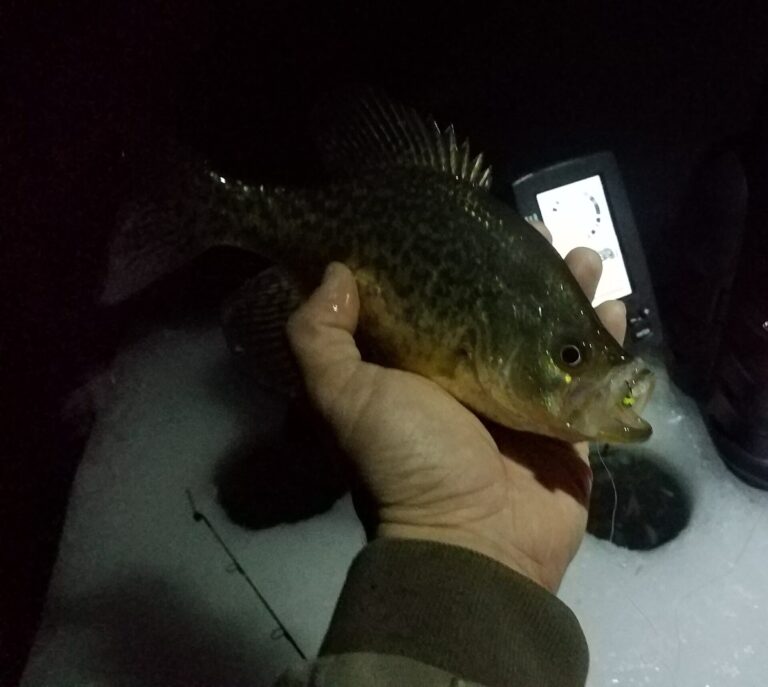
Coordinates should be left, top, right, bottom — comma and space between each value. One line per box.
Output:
286, 262, 363, 410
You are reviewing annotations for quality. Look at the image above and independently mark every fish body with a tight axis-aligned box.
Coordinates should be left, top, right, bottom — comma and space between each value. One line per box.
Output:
103, 94, 654, 443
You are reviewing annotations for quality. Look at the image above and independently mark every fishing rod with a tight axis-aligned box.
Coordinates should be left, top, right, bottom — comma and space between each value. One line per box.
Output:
185, 488, 306, 660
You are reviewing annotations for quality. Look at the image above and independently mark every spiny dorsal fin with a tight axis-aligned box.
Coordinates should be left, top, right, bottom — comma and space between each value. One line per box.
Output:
316, 90, 493, 190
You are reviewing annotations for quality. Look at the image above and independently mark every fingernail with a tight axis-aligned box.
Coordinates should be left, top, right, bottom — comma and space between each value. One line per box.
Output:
322, 262, 345, 288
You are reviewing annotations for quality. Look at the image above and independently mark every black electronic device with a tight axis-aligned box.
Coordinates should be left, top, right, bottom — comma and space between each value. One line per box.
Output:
509, 152, 662, 352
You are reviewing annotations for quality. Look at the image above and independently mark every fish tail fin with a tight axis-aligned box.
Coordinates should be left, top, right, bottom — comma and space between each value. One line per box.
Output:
100, 162, 276, 305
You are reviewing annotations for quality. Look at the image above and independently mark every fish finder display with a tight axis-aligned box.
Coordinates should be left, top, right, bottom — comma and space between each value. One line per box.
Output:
536, 174, 633, 306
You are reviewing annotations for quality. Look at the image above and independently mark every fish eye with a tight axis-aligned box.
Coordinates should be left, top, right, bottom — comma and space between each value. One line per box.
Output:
560, 344, 583, 367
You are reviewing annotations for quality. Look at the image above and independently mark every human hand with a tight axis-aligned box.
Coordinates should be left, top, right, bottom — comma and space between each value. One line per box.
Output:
287, 234, 626, 592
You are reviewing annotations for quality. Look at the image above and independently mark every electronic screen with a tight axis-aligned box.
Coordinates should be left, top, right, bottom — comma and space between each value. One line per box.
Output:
535, 174, 632, 306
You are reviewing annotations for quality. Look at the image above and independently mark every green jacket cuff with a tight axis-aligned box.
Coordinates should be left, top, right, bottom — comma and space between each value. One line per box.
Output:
320, 538, 588, 687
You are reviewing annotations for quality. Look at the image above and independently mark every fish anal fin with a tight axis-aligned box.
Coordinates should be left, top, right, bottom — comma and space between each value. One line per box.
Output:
221, 266, 305, 399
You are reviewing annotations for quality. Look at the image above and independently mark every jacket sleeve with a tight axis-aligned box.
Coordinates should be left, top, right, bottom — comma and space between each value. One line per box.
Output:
276, 538, 589, 687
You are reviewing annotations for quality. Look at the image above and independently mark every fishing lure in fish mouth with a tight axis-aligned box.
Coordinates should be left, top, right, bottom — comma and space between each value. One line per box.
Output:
101, 89, 655, 443
562, 365, 655, 443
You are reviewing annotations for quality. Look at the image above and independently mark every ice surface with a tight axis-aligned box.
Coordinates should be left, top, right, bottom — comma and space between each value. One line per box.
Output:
22, 323, 767, 686
561, 355, 768, 686
21, 321, 365, 687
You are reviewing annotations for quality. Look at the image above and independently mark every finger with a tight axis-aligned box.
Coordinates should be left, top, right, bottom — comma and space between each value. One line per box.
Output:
595, 299, 627, 345
286, 262, 362, 397
527, 220, 553, 243
565, 247, 602, 302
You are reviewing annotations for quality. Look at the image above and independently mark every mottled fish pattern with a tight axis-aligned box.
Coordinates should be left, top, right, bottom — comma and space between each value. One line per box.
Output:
103, 93, 654, 442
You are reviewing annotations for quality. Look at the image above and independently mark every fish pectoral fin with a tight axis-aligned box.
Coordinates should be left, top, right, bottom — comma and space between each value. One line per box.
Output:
221, 266, 306, 398
313, 89, 493, 190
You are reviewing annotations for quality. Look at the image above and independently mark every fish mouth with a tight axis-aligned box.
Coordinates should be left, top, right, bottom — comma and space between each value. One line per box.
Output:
568, 364, 655, 443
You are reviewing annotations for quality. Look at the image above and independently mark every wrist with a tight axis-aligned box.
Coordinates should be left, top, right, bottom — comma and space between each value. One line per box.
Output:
376, 522, 561, 591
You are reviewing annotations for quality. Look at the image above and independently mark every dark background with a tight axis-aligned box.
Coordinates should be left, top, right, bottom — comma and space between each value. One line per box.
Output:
2, 1, 767, 683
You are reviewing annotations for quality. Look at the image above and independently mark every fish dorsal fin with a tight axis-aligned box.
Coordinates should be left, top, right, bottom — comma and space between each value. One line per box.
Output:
317, 90, 493, 190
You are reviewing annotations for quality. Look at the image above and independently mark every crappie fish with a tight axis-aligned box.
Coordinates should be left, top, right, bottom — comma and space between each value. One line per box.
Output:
103, 93, 654, 443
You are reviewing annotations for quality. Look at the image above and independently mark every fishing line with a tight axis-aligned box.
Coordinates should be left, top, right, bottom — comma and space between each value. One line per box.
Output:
594, 444, 618, 544
185, 489, 306, 660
